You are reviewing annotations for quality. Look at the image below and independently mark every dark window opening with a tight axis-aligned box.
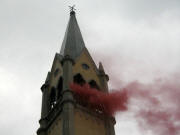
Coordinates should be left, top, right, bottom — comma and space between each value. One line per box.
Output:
89, 80, 100, 90
50, 87, 56, 109
54, 68, 59, 77
82, 63, 90, 70
57, 77, 63, 100
73, 73, 86, 86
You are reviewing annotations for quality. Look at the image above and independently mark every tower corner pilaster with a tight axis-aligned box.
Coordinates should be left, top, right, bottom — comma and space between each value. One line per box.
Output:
61, 55, 75, 66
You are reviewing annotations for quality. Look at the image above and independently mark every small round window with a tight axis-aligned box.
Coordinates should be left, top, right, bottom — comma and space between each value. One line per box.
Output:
54, 68, 59, 77
82, 63, 90, 70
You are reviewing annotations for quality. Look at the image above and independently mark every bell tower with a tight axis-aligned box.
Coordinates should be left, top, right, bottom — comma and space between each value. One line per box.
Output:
37, 9, 116, 135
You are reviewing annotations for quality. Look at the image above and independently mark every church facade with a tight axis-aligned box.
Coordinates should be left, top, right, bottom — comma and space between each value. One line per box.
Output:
37, 10, 116, 135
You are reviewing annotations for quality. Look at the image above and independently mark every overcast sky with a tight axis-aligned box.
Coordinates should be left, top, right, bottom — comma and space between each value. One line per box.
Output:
0, 0, 180, 135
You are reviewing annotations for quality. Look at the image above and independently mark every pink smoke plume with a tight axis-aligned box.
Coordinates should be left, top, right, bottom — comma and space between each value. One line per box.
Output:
125, 75, 180, 135
71, 73, 180, 135
70, 83, 128, 115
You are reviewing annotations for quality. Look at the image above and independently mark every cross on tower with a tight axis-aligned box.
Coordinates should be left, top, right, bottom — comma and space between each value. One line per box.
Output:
69, 5, 76, 12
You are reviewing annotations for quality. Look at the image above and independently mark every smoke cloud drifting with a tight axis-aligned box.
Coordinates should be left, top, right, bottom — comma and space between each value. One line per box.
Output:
70, 83, 128, 115
125, 74, 180, 135
71, 73, 180, 135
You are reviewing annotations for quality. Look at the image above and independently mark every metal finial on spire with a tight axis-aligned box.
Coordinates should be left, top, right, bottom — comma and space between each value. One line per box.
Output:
69, 5, 76, 14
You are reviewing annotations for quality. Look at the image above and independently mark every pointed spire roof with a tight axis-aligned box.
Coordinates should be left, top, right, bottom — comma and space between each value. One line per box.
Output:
99, 62, 105, 74
60, 10, 85, 59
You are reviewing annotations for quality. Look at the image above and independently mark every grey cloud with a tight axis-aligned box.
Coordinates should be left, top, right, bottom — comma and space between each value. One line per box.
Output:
0, 0, 179, 135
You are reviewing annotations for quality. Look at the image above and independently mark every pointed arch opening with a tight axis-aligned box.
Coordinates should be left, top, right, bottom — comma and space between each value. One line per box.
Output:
73, 73, 86, 86
57, 77, 63, 100
89, 80, 100, 90
50, 87, 56, 109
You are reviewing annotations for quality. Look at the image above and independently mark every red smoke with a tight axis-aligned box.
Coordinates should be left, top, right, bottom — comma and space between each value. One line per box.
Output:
70, 83, 128, 115
125, 76, 180, 135
71, 74, 180, 135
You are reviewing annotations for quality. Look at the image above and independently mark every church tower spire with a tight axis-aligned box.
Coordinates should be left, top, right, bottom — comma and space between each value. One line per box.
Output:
60, 7, 85, 59
37, 8, 116, 135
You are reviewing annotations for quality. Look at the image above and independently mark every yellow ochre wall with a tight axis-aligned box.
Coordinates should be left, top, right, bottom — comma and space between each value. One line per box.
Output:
73, 49, 101, 88
48, 49, 102, 92
73, 50, 106, 135
74, 108, 106, 135
46, 50, 106, 135
47, 109, 106, 135
50, 58, 63, 87
48, 56, 63, 96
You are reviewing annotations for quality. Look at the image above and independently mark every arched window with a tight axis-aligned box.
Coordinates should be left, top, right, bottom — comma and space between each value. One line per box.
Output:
57, 77, 63, 100
89, 80, 100, 90
73, 73, 86, 86
50, 87, 56, 109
